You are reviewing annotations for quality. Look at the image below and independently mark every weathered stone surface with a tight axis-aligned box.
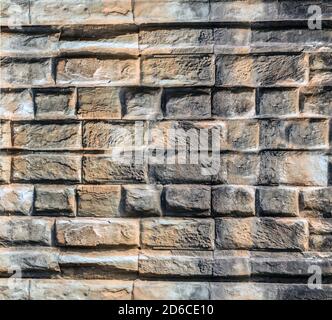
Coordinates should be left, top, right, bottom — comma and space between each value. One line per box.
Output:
59, 250, 138, 277
0, 156, 11, 183
83, 156, 146, 183
163, 88, 210, 119
300, 188, 332, 217
258, 187, 299, 217
0, 248, 60, 275
257, 88, 298, 116
212, 88, 255, 119
212, 186, 255, 217
57, 58, 139, 85
0, 279, 30, 300
139, 250, 213, 277
12, 155, 81, 182
0, 121, 11, 148
0, 59, 54, 87
30, 0, 134, 25
34, 185, 76, 216
34, 89, 76, 119
13, 123, 81, 150
30, 280, 133, 300
260, 120, 329, 150
77, 185, 121, 217
141, 218, 214, 250
0, 217, 53, 246
121, 87, 162, 120
134, 280, 210, 300
56, 218, 139, 248
0, 0, 30, 26
301, 88, 332, 116
0, 185, 34, 215
310, 235, 332, 252
216, 218, 309, 251
78, 87, 121, 120
259, 152, 328, 186
227, 120, 259, 151
142, 55, 214, 86
213, 251, 250, 277
216, 54, 307, 86
164, 185, 210, 216
0, 89, 34, 120
83, 122, 136, 150
122, 185, 162, 216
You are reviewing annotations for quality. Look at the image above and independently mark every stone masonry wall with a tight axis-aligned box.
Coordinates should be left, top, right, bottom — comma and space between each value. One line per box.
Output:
0, 0, 332, 300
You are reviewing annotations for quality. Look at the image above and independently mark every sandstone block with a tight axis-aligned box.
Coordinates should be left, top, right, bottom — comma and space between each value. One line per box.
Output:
0, 185, 34, 215
216, 218, 309, 251
77, 185, 121, 217
164, 185, 211, 216
300, 188, 332, 217
141, 218, 214, 250
309, 219, 332, 235
212, 186, 255, 217
0, 0, 30, 26
213, 251, 250, 277
310, 235, 332, 252
0, 156, 11, 183
227, 120, 259, 151
0, 279, 30, 300
57, 58, 139, 85
0, 89, 34, 120
162, 88, 211, 119
0, 217, 53, 246
301, 88, 332, 116
34, 185, 76, 216
212, 88, 255, 119
0, 121, 11, 148
122, 185, 162, 216
258, 187, 299, 217
56, 218, 139, 248
77, 87, 121, 120
13, 123, 81, 150
12, 155, 81, 183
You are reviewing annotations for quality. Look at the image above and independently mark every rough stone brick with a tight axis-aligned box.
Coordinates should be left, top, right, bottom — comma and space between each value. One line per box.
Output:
227, 120, 259, 151
30, 280, 133, 300
164, 185, 210, 216
214, 28, 250, 47
12, 155, 81, 183
212, 88, 255, 119
260, 119, 328, 150
0, 279, 30, 300
309, 219, 332, 235
257, 88, 299, 117
310, 235, 332, 252
301, 88, 332, 116
310, 53, 332, 71
59, 249, 138, 278
162, 88, 211, 119
77, 87, 121, 120
121, 87, 162, 120
83, 122, 136, 150
258, 187, 299, 217
141, 55, 214, 86
133, 280, 210, 300
259, 152, 328, 186
56, 58, 139, 85
0, 0, 30, 26
140, 28, 213, 54
34, 89, 76, 120
0, 121, 11, 148
212, 186, 255, 217
122, 185, 162, 217
56, 218, 139, 248
13, 123, 81, 150
216, 218, 309, 251
134, 0, 210, 24
0, 217, 53, 246
309, 70, 332, 86
34, 185, 76, 216
30, 0, 134, 25
83, 156, 146, 183
0, 32, 59, 57
213, 251, 250, 277
0, 185, 34, 215
139, 250, 213, 277
141, 218, 214, 250
0, 59, 54, 87
0, 156, 11, 183
0, 248, 60, 276
300, 188, 332, 217
77, 185, 121, 217
216, 54, 307, 86
0, 89, 34, 120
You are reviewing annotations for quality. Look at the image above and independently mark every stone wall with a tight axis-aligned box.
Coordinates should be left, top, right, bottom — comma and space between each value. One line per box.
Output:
0, 0, 332, 300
